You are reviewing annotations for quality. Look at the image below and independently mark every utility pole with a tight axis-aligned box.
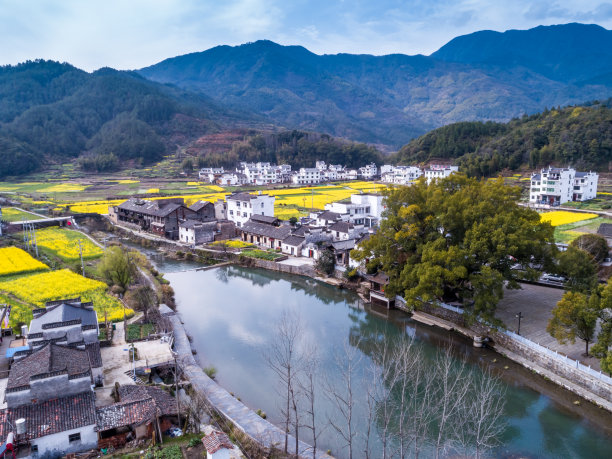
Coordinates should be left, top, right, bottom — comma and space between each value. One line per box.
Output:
77, 240, 85, 276
516, 311, 523, 335
31, 224, 38, 258
174, 353, 180, 423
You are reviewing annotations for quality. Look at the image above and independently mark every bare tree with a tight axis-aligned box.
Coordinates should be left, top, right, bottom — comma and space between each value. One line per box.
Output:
263, 310, 304, 455
298, 343, 321, 459
464, 368, 507, 459
324, 339, 362, 459
432, 346, 470, 458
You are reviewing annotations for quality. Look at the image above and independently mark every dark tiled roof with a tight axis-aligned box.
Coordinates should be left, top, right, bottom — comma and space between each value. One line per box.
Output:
332, 239, 356, 250
202, 430, 235, 454
96, 397, 157, 431
30, 301, 97, 334
251, 214, 279, 225
85, 342, 103, 368
227, 192, 255, 202
242, 221, 291, 240
283, 235, 305, 247
317, 211, 341, 222
180, 220, 217, 230
189, 200, 212, 212
8, 344, 90, 389
598, 223, 612, 238
118, 385, 177, 416
575, 172, 588, 178
291, 226, 309, 237
531, 174, 541, 180
0, 392, 96, 439
116, 198, 187, 218
329, 221, 353, 233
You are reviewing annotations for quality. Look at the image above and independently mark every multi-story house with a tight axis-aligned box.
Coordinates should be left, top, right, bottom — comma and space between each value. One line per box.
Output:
381, 165, 423, 184
198, 167, 225, 182
424, 165, 459, 184
359, 163, 378, 180
529, 167, 598, 205
226, 192, 275, 228
292, 168, 321, 185
325, 193, 384, 227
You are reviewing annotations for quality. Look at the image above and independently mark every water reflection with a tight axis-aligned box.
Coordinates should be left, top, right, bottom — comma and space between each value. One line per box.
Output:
164, 265, 612, 458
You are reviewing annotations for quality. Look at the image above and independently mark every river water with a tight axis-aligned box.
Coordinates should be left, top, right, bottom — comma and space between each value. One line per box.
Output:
141, 247, 612, 458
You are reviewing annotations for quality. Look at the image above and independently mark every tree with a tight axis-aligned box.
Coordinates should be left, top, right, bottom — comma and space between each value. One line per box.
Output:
315, 247, 336, 276
181, 157, 194, 173
570, 233, 609, 263
125, 285, 158, 323
558, 246, 598, 293
263, 310, 304, 455
351, 174, 555, 323
547, 291, 598, 355
97, 246, 135, 292
591, 282, 612, 373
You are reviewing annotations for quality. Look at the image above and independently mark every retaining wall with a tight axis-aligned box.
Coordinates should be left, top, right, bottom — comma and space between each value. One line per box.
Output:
168, 310, 329, 458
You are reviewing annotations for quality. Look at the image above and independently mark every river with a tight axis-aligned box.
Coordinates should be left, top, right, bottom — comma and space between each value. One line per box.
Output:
135, 243, 612, 458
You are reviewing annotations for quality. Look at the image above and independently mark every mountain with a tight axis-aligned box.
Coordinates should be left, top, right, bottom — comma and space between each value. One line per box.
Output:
139, 24, 612, 148
0, 60, 258, 177
392, 100, 612, 176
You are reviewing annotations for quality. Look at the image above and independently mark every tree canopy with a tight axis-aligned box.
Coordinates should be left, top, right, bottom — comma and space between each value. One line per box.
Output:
570, 233, 609, 263
547, 291, 599, 355
351, 174, 555, 323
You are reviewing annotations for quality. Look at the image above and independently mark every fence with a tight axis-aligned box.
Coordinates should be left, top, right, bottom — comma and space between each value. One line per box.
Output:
499, 328, 612, 385
431, 300, 612, 386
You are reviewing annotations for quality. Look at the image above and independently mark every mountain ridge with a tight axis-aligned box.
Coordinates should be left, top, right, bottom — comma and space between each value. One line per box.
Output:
139, 23, 612, 148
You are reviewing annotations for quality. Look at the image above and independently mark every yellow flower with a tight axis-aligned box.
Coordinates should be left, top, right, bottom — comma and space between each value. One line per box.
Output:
540, 211, 598, 227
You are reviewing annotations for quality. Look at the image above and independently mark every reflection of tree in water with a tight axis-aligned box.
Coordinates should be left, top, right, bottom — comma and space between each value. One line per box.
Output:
215, 266, 229, 283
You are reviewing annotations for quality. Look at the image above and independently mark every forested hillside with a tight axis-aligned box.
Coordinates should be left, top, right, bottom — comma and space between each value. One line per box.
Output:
0, 61, 254, 177
139, 24, 612, 148
191, 130, 382, 169
393, 101, 612, 176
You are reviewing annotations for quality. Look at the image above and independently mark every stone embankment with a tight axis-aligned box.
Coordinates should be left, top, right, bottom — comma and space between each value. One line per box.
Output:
409, 304, 612, 413
167, 309, 330, 459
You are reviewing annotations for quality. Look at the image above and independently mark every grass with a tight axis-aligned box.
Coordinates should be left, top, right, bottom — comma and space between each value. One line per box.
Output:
241, 249, 284, 261
553, 217, 607, 243
126, 323, 154, 340
211, 240, 255, 249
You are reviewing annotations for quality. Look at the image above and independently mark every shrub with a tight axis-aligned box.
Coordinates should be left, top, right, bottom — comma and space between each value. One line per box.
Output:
188, 437, 202, 448
204, 366, 217, 379
315, 248, 335, 276
184, 252, 194, 261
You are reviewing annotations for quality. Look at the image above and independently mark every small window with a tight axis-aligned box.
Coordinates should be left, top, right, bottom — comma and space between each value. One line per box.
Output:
69, 433, 81, 442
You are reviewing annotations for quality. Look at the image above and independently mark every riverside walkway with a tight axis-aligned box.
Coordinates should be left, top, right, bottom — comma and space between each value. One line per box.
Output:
168, 310, 330, 458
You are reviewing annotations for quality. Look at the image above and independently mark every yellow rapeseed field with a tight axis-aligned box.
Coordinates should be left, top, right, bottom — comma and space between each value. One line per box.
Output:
35, 227, 103, 260
0, 269, 134, 321
0, 247, 49, 277
540, 211, 598, 226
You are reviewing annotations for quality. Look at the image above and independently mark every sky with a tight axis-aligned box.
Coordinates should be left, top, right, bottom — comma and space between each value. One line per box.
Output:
1, 0, 612, 71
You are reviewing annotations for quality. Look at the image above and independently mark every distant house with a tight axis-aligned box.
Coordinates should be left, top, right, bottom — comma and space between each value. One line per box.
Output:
325, 193, 383, 227
227, 192, 275, 228
179, 220, 216, 245
189, 200, 216, 221
240, 219, 291, 249
424, 165, 458, 184
597, 223, 612, 246
312, 210, 342, 227
281, 235, 305, 256
529, 166, 598, 205
292, 168, 321, 185
109, 198, 196, 239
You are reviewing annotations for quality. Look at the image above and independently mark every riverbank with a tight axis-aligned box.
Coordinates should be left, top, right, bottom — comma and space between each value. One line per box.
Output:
105, 223, 612, 414
167, 306, 331, 459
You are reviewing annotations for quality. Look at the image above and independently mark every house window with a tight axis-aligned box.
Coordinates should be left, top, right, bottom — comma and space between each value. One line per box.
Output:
69, 433, 81, 443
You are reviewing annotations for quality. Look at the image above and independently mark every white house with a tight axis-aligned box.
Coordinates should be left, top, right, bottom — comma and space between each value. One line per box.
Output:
226, 192, 275, 228
281, 235, 305, 256
179, 220, 216, 245
381, 165, 423, 184
325, 193, 384, 227
359, 163, 378, 180
292, 168, 321, 185
199, 167, 224, 181
424, 165, 458, 184
529, 166, 599, 205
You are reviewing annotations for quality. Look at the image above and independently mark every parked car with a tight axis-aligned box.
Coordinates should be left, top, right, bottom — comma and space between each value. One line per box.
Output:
541, 273, 566, 283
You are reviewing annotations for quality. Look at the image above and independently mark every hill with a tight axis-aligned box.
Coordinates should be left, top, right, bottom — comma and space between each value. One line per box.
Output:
0, 60, 258, 177
139, 24, 612, 148
392, 101, 612, 176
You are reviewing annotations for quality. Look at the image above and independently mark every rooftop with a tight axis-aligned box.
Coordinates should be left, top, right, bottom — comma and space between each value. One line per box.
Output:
189, 200, 212, 212
283, 235, 305, 247
29, 300, 97, 334
242, 220, 291, 240
118, 385, 177, 416
96, 397, 158, 431
8, 343, 91, 389
202, 430, 236, 454
0, 392, 96, 440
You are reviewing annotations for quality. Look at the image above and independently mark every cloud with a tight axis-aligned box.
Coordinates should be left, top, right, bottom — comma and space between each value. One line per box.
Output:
0, 0, 611, 70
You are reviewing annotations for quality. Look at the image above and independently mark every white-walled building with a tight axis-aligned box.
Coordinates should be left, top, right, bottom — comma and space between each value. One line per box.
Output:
292, 168, 321, 185
381, 165, 423, 184
226, 192, 275, 228
325, 193, 384, 227
529, 167, 599, 205
424, 165, 459, 184
359, 163, 378, 180
238, 162, 291, 185
199, 167, 225, 181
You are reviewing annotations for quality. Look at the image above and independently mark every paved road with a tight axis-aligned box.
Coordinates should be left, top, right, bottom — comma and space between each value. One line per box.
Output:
496, 283, 602, 370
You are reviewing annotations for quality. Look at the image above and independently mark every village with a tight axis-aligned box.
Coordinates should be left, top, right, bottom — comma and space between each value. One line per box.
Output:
0, 162, 610, 459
